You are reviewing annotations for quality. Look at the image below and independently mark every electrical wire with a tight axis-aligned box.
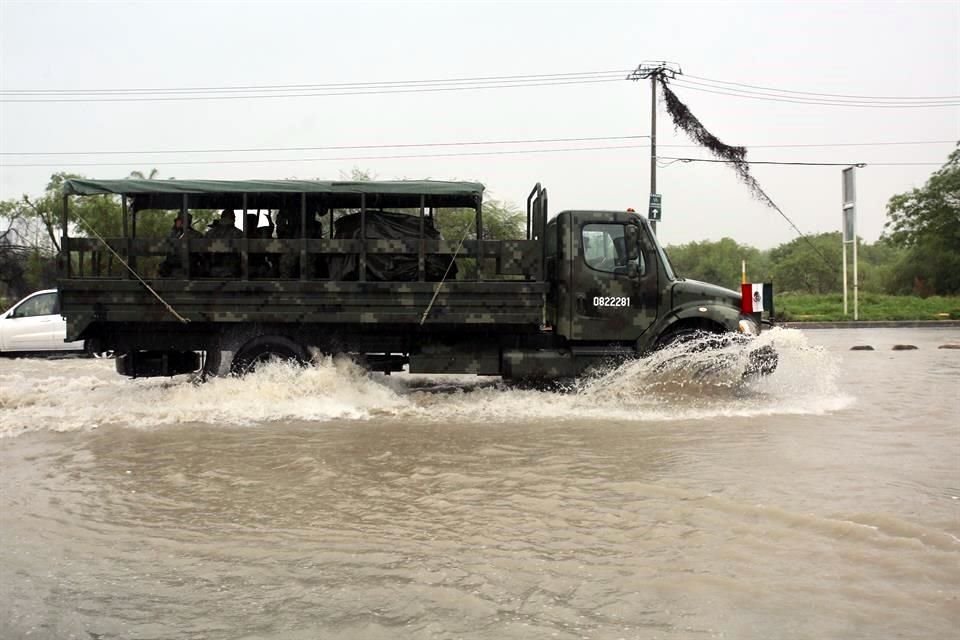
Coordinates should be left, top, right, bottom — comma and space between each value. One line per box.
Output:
656, 156, 943, 167
669, 80, 960, 108
0, 135, 651, 156
0, 75, 630, 103
0, 69, 633, 95
2, 146, 944, 170
683, 73, 960, 101
0, 143, 652, 168
3, 138, 952, 158
672, 77, 959, 105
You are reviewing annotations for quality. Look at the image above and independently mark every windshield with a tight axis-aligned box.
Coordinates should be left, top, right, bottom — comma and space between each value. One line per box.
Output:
641, 220, 677, 281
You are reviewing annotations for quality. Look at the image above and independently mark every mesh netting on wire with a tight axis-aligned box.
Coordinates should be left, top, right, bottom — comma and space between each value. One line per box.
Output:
659, 77, 778, 210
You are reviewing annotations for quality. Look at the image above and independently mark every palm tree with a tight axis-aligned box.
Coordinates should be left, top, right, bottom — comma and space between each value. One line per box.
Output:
128, 169, 161, 180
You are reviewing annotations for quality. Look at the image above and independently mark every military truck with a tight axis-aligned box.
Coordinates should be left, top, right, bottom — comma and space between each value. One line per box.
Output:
57, 178, 775, 379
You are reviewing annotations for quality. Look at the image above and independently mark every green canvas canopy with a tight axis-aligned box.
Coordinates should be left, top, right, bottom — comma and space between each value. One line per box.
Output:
63, 178, 485, 211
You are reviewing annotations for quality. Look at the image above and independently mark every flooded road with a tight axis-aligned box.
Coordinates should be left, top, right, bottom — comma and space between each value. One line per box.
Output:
1, 328, 958, 639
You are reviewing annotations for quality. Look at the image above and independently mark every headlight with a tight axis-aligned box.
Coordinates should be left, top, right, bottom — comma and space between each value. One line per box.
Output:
738, 318, 759, 335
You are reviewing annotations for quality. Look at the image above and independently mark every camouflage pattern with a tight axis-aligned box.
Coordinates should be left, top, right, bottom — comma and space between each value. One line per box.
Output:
552, 211, 660, 343
59, 183, 767, 379
62, 280, 549, 342
408, 343, 500, 375
637, 278, 744, 353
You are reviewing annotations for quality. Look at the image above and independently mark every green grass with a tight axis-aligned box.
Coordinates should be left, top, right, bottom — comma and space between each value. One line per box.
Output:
776, 293, 960, 322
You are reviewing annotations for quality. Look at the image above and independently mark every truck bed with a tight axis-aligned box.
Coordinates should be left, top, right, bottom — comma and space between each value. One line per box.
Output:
61, 279, 548, 341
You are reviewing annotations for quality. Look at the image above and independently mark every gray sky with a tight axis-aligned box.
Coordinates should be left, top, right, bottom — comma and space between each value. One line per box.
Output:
1, 0, 957, 248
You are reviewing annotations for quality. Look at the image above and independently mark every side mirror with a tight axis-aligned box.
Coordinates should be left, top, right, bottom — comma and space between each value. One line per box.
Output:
626, 262, 640, 279
624, 225, 640, 261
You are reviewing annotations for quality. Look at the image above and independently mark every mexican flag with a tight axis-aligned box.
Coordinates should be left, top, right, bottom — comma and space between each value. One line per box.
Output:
741, 283, 774, 314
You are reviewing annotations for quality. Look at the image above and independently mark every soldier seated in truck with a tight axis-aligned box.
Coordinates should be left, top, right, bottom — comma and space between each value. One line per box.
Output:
158, 213, 201, 278
205, 209, 243, 277
274, 208, 301, 279
246, 212, 275, 278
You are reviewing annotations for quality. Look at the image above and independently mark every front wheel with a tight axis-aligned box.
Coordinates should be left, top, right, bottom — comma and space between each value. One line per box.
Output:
654, 326, 727, 352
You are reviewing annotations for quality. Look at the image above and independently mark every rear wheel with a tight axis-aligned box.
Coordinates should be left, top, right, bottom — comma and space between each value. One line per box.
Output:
84, 339, 114, 359
230, 335, 310, 376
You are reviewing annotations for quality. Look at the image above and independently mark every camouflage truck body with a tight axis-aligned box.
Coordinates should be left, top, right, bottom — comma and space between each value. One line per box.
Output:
57, 179, 771, 379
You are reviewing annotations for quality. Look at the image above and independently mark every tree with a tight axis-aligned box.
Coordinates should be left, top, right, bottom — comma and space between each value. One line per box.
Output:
767, 232, 843, 294
665, 237, 770, 290
883, 146, 960, 295
434, 198, 524, 242
128, 168, 160, 180
0, 200, 33, 302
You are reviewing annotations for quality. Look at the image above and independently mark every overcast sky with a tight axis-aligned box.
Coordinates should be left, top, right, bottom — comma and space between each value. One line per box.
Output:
1, 0, 957, 248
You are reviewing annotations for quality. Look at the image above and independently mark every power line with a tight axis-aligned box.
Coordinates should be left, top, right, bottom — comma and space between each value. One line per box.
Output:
0, 76, 629, 103
4, 137, 954, 157
684, 73, 960, 101
0, 143, 653, 168
714, 140, 957, 149
1, 146, 944, 170
0, 134, 651, 156
0, 69, 632, 95
669, 80, 960, 108
672, 78, 959, 106
656, 156, 944, 167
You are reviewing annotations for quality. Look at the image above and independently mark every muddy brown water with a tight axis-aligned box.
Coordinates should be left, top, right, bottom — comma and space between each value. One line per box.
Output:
1, 327, 957, 639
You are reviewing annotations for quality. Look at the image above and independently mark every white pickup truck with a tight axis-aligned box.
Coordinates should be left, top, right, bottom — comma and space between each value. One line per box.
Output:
0, 290, 85, 355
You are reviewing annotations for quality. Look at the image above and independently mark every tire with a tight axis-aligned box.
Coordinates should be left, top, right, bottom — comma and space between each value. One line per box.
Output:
230, 335, 310, 376
654, 326, 724, 352
84, 339, 114, 359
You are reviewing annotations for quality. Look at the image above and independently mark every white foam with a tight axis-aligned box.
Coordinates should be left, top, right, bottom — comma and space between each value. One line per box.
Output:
0, 328, 851, 437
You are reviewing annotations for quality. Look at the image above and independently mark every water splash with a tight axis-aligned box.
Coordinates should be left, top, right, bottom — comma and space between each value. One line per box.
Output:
0, 328, 850, 436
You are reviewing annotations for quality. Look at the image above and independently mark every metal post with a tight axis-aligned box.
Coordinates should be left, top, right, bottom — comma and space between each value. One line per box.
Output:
629, 63, 680, 234
540, 190, 548, 282
241, 194, 249, 281
475, 197, 483, 281
418, 194, 425, 282
122, 193, 130, 279
852, 230, 859, 321
841, 166, 857, 318
61, 194, 70, 279
130, 199, 137, 274
301, 193, 308, 280
650, 74, 658, 236
840, 240, 847, 315
181, 194, 190, 280
842, 240, 848, 316
359, 193, 366, 282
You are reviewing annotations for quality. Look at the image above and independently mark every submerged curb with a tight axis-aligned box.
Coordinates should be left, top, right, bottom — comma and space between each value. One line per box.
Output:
782, 320, 960, 329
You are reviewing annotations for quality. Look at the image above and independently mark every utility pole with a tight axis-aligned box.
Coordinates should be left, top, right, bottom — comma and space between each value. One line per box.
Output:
628, 62, 681, 236
650, 74, 657, 235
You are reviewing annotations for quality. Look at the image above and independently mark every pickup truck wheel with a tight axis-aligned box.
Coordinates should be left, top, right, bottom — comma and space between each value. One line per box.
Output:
230, 335, 309, 376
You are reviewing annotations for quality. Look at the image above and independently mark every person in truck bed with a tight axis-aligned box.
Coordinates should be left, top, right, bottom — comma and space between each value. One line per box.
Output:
205, 210, 243, 277
157, 213, 201, 278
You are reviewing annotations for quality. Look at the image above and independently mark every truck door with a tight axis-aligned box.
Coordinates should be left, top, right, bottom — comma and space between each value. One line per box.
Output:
564, 213, 659, 342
